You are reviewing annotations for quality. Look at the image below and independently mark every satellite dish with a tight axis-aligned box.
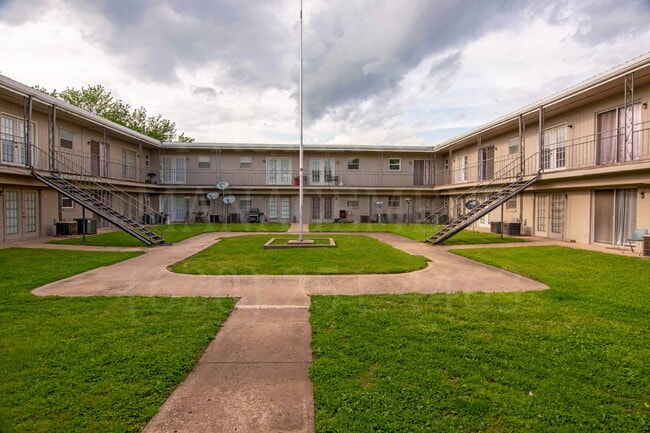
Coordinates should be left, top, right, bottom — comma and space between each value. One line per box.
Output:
206, 192, 219, 200
465, 199, 480, 210
216, 181, 229, 190
375, 201, 383, 209
223, 195, 236, 204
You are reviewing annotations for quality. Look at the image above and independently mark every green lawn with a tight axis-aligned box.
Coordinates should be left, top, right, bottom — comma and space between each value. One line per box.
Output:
310, 223, 524, 245
49, 222, 291, 247
170, 234, 429, 275
310, 246, 650, 432
0, 248, 234, 433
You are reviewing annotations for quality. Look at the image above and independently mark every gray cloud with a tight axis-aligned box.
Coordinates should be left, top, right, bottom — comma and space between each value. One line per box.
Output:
428, 51, 463, 92
192, 86, 219, 99
0, 0, 50, 24
3, 0, 649, 144
67, 0, 296, 87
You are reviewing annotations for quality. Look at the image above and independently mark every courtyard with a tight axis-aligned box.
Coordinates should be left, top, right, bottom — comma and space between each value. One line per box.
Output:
1, 224, 648, 432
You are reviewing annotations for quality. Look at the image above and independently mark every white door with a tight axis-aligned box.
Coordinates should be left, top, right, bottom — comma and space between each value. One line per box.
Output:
4, 189, 39, 240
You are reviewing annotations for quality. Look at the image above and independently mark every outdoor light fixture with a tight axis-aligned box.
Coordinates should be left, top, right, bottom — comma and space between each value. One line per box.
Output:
642, 102, 648, 109
641, 191, 646, 199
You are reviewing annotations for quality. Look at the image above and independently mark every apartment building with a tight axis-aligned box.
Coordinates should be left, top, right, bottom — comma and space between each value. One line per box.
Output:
1, 53, 649, 250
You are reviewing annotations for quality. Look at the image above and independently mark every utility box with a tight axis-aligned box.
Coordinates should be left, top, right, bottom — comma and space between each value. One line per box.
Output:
74, 218, 97, 235
55, 221, 77, 236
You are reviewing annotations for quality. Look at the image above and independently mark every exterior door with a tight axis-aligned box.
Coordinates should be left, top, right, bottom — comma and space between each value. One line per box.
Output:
535, 193, 564, 240
4, 189, 39, 240
535, 193, 549, 238
479, 147, 495, 180
311, 196, 333, 222
596, 103, 641, 165
268, 196, 291, 222
593, 189, 636, 245
549, 194, 565, 240
413, 160, 433, 186
90, 140, 109, 177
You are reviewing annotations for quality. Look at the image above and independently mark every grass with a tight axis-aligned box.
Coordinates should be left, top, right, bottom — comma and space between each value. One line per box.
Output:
49, 222, 291, 247
310, 223, 524, 245
310, 246, 650, 432
170, 234, 429, 275
0, 248, 234, 433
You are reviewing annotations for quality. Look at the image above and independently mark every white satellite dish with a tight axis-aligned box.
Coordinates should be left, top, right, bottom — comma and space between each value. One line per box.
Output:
206, 192, 219, 200
216, 181, 229, 190
223, 195, 236, 204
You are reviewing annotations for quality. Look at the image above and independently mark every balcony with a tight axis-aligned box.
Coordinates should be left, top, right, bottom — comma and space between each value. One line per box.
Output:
158, 169, 436, 189
434, 121, 650, 188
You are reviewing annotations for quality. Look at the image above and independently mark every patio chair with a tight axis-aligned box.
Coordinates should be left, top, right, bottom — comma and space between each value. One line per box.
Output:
624, 228, 647, 252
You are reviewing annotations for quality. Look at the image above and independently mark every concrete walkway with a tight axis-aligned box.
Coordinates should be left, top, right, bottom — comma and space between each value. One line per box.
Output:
30, 231, 549, 433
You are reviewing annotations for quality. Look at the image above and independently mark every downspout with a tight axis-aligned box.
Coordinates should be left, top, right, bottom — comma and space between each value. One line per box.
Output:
24, 96, 32, 167
49, 104, 57, 172
538, 106, 544, 173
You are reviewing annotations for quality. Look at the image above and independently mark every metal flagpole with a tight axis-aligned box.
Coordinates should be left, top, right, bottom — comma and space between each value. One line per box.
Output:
298, 0, 304, 241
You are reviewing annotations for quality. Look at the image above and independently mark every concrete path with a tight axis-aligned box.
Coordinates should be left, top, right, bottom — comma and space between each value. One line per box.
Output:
30, 232, 548, 433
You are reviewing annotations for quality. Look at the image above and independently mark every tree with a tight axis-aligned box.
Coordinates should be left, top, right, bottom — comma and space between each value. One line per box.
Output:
35, 85, 194, 142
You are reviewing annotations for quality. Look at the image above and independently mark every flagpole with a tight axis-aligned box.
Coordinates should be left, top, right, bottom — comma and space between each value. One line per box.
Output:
298, 0, 304, 241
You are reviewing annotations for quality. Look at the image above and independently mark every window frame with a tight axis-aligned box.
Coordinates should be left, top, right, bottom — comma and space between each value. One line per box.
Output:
61, 195, 74, 209
197, 155, 211, 169
388, 158, 401, 171
508, 136, 520, 155
60, 128, 73, 149
388, 195, 400, 208
240, 156, 253, 169
347, 157, 360, 170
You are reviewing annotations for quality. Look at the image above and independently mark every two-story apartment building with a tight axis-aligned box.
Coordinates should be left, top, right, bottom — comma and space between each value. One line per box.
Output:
1, 53, 649, 250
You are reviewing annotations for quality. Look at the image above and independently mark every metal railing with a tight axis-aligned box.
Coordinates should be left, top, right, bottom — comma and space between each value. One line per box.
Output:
424, 152, 540, 226
31, 145, 164, 230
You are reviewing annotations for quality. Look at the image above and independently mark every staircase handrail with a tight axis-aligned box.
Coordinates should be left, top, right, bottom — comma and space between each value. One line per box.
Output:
424, 152, 539, 225
30, 146, 165, 224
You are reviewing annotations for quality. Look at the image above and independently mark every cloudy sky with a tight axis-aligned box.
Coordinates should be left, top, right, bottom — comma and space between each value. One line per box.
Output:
1, 0, 649, 146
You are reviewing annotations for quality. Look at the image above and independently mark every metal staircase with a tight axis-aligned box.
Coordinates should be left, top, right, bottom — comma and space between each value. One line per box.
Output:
425, 153, 540, 245
31, 147, 165, 246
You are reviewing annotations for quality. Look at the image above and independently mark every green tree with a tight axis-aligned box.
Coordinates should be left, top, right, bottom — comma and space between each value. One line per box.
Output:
36, 85, 194, 142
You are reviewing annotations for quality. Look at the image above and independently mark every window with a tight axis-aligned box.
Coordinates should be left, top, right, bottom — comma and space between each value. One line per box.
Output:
455, 154, 468, 182
508, 136, 520, 155
267, 158, 291, 185
388, 158, 401, 171
197, 155, 211, 169
60, 128, 73, 149
240, 156, 252, 169
541, 124, 566, 170
388, 196, 400, 207
240, 197, 252, 208
144, 153, 150, 167
347, 200, 360, 208
121, 149, 136, 180
347, 157, 359, 170
61, 195, 74, 209
198, 197, 210, 206
506, 197, 517, 210
444, 158, 449, 171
